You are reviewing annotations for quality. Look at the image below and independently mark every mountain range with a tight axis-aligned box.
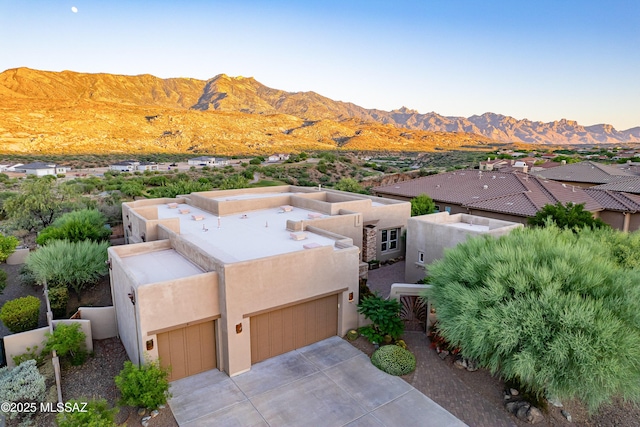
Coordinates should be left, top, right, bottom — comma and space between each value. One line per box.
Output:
0, 67, 637, 155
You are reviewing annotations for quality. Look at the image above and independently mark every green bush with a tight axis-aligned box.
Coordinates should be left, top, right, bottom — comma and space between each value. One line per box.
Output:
48, 286, 69, 318
26, 239, 109, 297
12, 345, 45, 367
371, 345, 416, 376
0, 269, 6, 294
36, 209, 111, 245
56, 398, 118, 427
0, 295, 41, 333
19, 264, 38, 287
0, 234, 19, 262
357, 294, 404, 344
0, 360, 46, 423
115, 360, 171, 410
426, 226, 640, 411
44, 323, 87, 366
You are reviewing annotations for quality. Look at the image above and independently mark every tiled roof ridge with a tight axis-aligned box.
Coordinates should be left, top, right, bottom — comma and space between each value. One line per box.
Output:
521, 174, 559, 206
586, 188, 640, 213
588, 161, 633, 176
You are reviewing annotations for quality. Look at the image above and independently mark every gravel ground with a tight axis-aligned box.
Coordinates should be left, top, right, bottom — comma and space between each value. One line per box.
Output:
0, 263, 48, 337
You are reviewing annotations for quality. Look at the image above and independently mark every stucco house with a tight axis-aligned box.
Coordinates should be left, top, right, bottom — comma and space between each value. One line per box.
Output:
187, 156, 229, 167
17, 162, 68, 176
268, 153, 290, 162
108, 185, 410, 379
110, 160, 140, 172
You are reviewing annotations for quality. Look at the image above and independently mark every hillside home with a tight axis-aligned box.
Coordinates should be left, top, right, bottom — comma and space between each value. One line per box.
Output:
188, 156, 229, 167
268, 153, 290, 162
17, 162, 68, 176
110, 160, 158, 172
109, 186, 410, 379
405, 212, 523, 283
535, 161, 636, 188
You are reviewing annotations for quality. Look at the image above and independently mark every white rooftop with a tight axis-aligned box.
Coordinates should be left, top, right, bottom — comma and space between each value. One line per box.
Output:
445, 222, 490, 232
157, 203, 339, 263
122, 249, 204, 286
212, 192, 291, 202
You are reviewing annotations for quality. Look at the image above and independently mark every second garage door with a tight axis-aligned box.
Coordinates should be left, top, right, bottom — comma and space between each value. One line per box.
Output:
157, 320, 216, 381
250, 294, 338, 364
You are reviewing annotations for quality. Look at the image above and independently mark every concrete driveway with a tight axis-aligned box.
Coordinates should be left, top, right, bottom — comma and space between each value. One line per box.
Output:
168, 336, 466, 426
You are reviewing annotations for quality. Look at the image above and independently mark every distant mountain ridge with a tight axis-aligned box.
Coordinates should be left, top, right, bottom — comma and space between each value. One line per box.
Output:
0, 67, 638, 150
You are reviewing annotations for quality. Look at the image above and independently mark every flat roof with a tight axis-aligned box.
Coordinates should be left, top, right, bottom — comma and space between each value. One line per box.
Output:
157, 203, 339, 263
122, 249, 205, 286
445, 222, 490, 232
212, 192, 290, 202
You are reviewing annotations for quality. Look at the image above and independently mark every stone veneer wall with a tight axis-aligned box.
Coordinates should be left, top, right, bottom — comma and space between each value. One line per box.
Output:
362, 225, 377, 262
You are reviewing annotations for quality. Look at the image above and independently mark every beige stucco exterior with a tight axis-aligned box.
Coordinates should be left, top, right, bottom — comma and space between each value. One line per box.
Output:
405, 212, 523, 284
110, 186, 409, 377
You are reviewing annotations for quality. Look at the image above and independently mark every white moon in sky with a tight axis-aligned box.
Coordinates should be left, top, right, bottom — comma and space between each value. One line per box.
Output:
71, 6, 78, 13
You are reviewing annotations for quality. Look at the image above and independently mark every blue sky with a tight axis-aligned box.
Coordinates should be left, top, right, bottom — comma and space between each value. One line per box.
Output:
1, 0, 638, 130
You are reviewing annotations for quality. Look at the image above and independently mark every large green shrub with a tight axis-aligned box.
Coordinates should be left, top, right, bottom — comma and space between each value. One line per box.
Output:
115, 360, 171, 410
528, 201, 608, 230
26, 239, 109, 297
357, 294, 404, 344
36, 209, 111, 246
44, 322, 87, 365
56, 398, 118, 427
426, 226, 640, 411
371, 345, 416, 376
0, 295, 41, 333
0, 360, 46, 423
410, 193, 436, 216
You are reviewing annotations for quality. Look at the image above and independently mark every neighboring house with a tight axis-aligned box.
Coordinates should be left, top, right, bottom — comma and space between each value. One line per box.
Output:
110, 160, 139, 172
590, 177, 640, 195
372, 170, 603, 226
478, 158, 509, 171
110, 160, 158, 172
405, 212, 523, 283
584, 188, 640, 232
17, 162, 68, 176
0, 163, 24, 172
534, 161, 636, 188
268, 153, 290, 162
188, 156, 229, 167
109, 185, 410, 379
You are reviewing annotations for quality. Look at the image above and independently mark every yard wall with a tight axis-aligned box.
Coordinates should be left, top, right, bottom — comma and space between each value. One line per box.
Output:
3, 327, 48, 368
77, 307, 117, 339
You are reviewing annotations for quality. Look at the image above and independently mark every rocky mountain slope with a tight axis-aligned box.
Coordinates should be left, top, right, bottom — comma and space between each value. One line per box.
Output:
0, 68, 636, 155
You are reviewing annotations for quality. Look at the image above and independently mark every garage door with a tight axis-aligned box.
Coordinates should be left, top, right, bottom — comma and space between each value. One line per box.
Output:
157, 320, 216, 381
250, 294, 338, 364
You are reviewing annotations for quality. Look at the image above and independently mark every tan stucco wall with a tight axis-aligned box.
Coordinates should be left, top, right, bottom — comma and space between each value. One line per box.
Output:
405, 212, 523, 283
4, 327, 48, 368
78, 307, 118, 340
221, 245, 360, 376
137, 272, 220, 365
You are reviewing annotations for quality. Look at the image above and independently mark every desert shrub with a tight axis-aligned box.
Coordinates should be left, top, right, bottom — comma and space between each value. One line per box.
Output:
48, 286, 69, 318
36, 209, 111, 245
426, 225, 640, 411
528, 202, 608, 230
410, 193, 436, 216
0, 295, 41, 333
0, 360, 46, 423
0, 269, 6, 294
357, 294, 404, 344
12, 345, 45, 367
0, 233, 19, 262
371, 345, 416, 376
26, 239, 109, 297
115, 360, 170, 410
44, 323, 87, 366
56, 398, 118, 427
19, 264, 38, 287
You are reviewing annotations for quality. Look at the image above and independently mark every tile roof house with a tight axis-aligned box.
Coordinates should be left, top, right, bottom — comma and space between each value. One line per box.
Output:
590, 177, 640, 195
584, 188, 640, 231
109, 185, 410, 379
534, 161, 636, 187
373, 170, 603, 225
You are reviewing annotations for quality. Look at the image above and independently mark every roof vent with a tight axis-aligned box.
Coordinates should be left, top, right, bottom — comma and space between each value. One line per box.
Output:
492, 176, 496, 179
483, 185, 488, 190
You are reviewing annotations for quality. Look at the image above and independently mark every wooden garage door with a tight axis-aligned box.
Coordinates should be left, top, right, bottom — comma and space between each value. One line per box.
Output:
250, 294, 338, 364
157, 320, 216, 381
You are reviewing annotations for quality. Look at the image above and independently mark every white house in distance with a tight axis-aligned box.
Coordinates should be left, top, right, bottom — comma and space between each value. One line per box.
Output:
17, 162, 68, 176
188, 156, 229, 167
268, 153, 290, 162
110, 160, 158, 172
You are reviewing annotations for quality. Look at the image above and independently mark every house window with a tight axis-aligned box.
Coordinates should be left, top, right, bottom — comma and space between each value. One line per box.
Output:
418, 251, 425, 264
445, 206, 451, 213
434, 205, 441, 213
381, 228, 400, 253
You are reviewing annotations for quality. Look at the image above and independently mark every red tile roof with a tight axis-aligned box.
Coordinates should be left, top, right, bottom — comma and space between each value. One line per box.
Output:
373, 170, 602, 217
584, 189, 640, 212
534, 161, 635, 184
591, 177, 640, 194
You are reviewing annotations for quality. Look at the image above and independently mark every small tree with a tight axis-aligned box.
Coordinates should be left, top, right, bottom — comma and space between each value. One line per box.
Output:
36, 209, 111, 245
529, 201, 608, 230
56, 398, 118, 427
26, 240, 109, 298
44, 323, 87, 365
357, 294, 404, 344
334, 178, 366, 194
0, 234, 19, 262
115, 360, 171, 410
0, 295, 41, 333
410, 193, 436, 216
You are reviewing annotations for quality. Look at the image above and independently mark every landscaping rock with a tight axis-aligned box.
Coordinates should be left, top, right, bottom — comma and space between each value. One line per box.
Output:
138, 408, 147, 416
510, 388, 519, 396
438, 350, 449, 360
526, 406, 544, 424
547, 395, 563, 407
506, 401, 544, 424
465, 358, 478, 372
561, 409, 572, 422
454, 358, 467, 369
